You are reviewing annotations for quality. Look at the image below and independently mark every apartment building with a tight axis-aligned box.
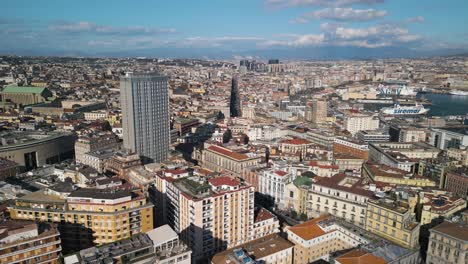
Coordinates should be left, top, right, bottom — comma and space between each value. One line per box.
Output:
8, 188, 154, 251
426, 221, 468, 264
287, 215, 370, 264
161, 175, 257, 262
419, 192, 466, 225
444, 171, 468, 199
343, 112, 379, 135
0, 221, 62, 264
252, 207, 280, 240
105, 149, 142, 177
64, 225, 191, 264
74, 131, 120, 164
259, 168, 295, 205
363, 162, 437, 187
307, 173, 373, 227
211, 234, 294, 264
366, 199, 420, 249
199, 144, 261, 175
356, 129, 390, 143
369, 142, 440, 172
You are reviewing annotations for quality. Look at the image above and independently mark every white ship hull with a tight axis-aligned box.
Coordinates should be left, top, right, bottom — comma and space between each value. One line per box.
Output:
449, 90, 468, 96
380, 104, 429, 115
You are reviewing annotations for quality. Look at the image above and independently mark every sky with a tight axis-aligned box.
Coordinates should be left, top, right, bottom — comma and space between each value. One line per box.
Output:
1, 0, 467, 59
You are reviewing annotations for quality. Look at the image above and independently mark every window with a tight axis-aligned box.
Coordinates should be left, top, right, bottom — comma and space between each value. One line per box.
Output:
290, 191, 294, 198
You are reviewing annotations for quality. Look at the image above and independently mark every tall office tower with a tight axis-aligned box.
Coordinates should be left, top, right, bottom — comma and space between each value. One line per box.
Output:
120, 72, 170, 163
306, 99, 327, 124
230, 76, 241, 117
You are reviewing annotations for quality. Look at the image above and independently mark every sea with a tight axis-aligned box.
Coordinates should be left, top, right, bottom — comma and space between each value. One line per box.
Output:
416, 93, 468, 117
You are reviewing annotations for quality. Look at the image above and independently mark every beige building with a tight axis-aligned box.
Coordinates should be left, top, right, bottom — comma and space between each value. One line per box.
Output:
160, 174, 260, 262
252, 207, 280, 240
419, 192, 466, 225
8, 188, 154, 251
306, 99, 327, 124
211, 234, 293, 264
307, 173, 372, 227
366, 199, 420, 249
426, 221, 468, 264
199, 144, 261, 175
287, 215, 370, 263
74, 131, 120, 165
0, 221, 62, 264
343, 112, 379, 135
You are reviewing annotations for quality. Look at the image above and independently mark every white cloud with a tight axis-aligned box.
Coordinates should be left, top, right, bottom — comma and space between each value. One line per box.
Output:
405, 16, 424, 23
265, 0, 384, 8
290, 7, 386, 23
49, 21, 177, 35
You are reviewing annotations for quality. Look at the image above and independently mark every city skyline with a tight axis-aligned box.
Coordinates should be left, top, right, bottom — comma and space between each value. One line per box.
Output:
1, 0, 468, 59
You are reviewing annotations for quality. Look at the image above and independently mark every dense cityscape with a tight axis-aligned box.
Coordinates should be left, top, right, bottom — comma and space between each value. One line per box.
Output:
0, 55, 466, 264
1, 0, 468, 263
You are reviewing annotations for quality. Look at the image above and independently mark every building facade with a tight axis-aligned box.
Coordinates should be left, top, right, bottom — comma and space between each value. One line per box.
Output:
426, 221, 467, 264
120, 72, 170, 163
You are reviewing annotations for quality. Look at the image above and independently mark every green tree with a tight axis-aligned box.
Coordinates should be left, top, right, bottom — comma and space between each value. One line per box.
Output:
299, 213, 308, 221
223, 129, 232, 143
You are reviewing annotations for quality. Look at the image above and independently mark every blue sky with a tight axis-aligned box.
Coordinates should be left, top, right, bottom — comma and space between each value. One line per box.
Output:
1, 0, 467, 58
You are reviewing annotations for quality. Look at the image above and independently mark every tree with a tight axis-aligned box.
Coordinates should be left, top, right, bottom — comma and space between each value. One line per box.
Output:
223, 129, 232, 143
299, 213, 308, 221
101, 120, 112, 131
243, 135, 249, 145
216, 111, 225, 120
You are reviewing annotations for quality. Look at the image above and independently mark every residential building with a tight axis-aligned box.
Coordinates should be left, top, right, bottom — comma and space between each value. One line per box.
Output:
343, 112, 379, 135
356, 129, 390, 143
307, 173, 372, 227
363, 162, 437, 187
0, 221, 61, 264
160, 175, 256, 262
368, 142, 441, 172
389, 125, 426, 143
211, 234, 293, 264
199, 144, 261, 175
74, 131, 119, 165
252, 207, 280, 240
286, 215, 370, 264
444, 171, 468, 199
446, 147, 468, 166
259, 168, 295, 205
333, 153, 365, 174
0, 158, 18, 180
306, 99, 327, 124
120, 72, 170, 163
64, 225, 192, 264
426, 221, 468, 264
419, 192, 466, 225
8, 188, 154, 251
366, 199, 420, 249
105, 149, 142, 177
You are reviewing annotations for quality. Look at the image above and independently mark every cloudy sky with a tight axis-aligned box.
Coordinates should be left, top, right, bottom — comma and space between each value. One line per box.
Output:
1, 0, 467, 58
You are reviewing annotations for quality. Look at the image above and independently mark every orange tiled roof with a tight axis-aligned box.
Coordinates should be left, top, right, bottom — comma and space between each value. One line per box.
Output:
281, 138, 312, 145
207, 145, 249, 160
288, 215, 329, 240
336, 249, 387, 264
208, 176, 240, 187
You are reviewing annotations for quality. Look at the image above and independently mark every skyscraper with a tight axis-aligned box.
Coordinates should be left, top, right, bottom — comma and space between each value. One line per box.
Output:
230, 76, 241, 117
120, 72, 170, 163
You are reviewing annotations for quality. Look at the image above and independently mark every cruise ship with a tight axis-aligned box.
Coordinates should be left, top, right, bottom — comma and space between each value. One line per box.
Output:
449, 90, 468, 96
380, 103, 429, 115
